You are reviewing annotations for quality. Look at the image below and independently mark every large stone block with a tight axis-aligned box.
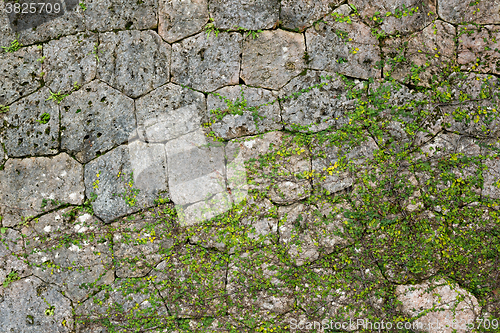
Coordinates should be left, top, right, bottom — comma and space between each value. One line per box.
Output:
2, 87, 59, 157
84, 0, 158, 31
280, 0, 342, 30
0, 276, 73, 332
84, 144, 168, 223
458, 25, 500, 74
241, 29, 305, 90
0, 45, 41, 106
306, 10, 381, 80
438, 0, 500, 24
208, 0, 279, 30
207, 85, 282, 139
0, 153, 85, 227
43, 32, 97, 94
158, 0, 209, 43
135, 83, 207, 143
60, 80, 136, 164
0, 228, 31, 288
171, 32, 242, 92
97, 30, 171, 98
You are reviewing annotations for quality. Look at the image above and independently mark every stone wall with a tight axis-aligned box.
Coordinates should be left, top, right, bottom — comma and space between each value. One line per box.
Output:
1, 0, 500, 332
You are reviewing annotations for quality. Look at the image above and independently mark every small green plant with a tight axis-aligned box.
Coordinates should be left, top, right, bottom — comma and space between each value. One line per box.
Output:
236, 27, 263, 39
113, 172, 140, 207
205, 18, 220, 38
79, 2, 86, 11
46, 90, 69, 104
91, 43, 100, 62
43, 298, 55, 316
36, 113, 51, 125
3, 271, 20, 288
37, 56, 46, 64
0, 105, 9, 113
1, 39, 22, 53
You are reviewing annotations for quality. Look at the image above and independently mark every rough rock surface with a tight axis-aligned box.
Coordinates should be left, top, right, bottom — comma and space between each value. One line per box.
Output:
396, 279, 480, 333
0, 276, 73, 332
43, 32, 98, 94
60, 80, 136, 163
171, 32, 242, 92
280, 0, 342, 30
84, 144, 168, 223
158, 0, 209, 43
208, 0, 279, 30
0, 228, 31, 287
84, 0, 158, 31
306, 12, 381, 79
135, 83, 206, 143
383, 20, 456, 86
207, 85, 282, 139
241, 29, 305, 90
438, 0, 500, 25
0, 45, 41, 106
98, 30, 171, 98
279, 70, 355, 132
458, 25, 500, 74
0, 153, 85, 227
1, 87, 59, 157
350, 0, 437, 35
23, 208, 114, 302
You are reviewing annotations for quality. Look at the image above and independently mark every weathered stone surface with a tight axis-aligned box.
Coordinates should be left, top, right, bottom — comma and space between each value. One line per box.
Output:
158, 0, 209, 43
208, 0, 279, 30
0, 153, 84, 227
438, 0, 500, 24
0, 45, 41, 105
84, 144, 168, 223
306, 11, 381, 79
279, 71, 357, 132
60, 80, 135, 163
0, 1, 15, 48
350, 0, 437, 35
2, 87, 59, 157
135, 83, 206, 143
0, 228, 31, 287
396, 279, 480, 333
207, 85, 282, 139
166, 129, 229, 225
43, 32, 97, 94
0, 276, 73, 332
98, 30, 171, 98
280, 0, 342, 30
23, 208, 114, 302
383, 20, 456, 86
75, 280, 168, 331
484, 148, 500, 200
3, 0, 84, 45
458, 25, 500, 74
241, 29, 305, 90
171, 32, 242, 92
84, 0, 158, 31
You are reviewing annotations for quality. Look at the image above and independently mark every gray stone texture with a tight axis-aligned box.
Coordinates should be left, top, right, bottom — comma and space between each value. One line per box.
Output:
84, 144, 168, 223
2, 0, 85, 45
0, 153, 84, 227
135, 83, 207, 143
241, 29, 306, 90
23, 208, 114, 302
171, 32, 242, 92
207, 85, 282, 139
2, 87, 59, 157
0, 276, 73, 332
158, 0, 209, 43
306, 13, 381, 80
60, 80, 136, 163
280, 0, 342, 30
43, 32, 97, 94
279, 71, 356, 132
84, 0, 158, 31
383, 20, 456, 86
0, 228, 31, 288
458, 25, 500, 75
0, 45, 41, 106
350, 0, 437, 35
97, 30, 171, 98
438, 0, 500, 25
208, 0, 280, 30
